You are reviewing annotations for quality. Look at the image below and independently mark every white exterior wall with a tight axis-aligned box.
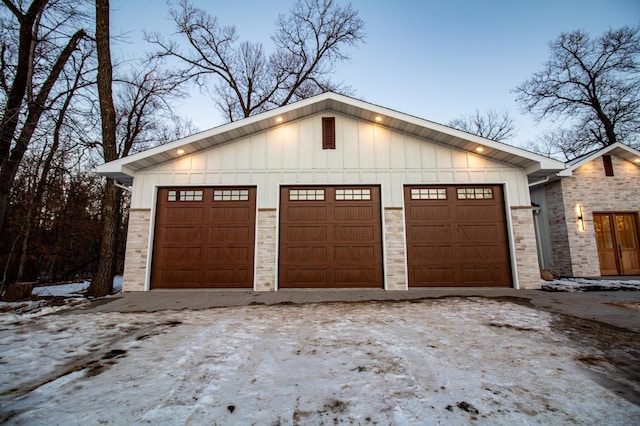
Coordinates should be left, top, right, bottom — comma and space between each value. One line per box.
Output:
121, 111, 538, 291
130, 112, 531, 209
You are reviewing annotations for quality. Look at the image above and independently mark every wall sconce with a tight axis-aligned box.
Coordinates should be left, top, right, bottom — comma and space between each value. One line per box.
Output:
576, 204, 585, 231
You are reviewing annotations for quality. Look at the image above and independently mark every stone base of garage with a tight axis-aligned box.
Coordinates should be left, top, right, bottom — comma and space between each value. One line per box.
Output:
120, 206, 541, 292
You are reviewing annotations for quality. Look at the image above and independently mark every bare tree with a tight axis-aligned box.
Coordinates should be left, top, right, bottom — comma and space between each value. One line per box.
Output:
0, 0, 88, 235
147, 0, 365, 122
448, 109, 517, 142
89, 0, 117, 297
519, 128, 594, 161
515, 26, 640, 151
114, 60, 188, 156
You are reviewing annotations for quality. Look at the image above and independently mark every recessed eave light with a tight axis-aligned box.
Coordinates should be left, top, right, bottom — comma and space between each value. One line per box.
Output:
177, 149, 185, 155
634, 158, 640, 163
374, 116, 382, 122
475, 147, 484, 153
276, 116, 283, 123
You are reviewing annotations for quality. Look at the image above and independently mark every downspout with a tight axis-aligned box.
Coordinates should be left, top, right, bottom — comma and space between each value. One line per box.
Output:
113, 181, 132, 192
528, 176, 550, 188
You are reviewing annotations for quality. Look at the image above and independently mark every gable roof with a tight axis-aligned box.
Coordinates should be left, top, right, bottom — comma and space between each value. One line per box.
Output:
96, 92, 566, 185
558, 142, 640, 176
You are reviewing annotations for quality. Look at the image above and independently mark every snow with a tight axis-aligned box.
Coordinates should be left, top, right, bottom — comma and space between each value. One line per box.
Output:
542, 277, 640, 292
1, 298, 639, 425
0, 277, 124, 318
32, 276, 124, 297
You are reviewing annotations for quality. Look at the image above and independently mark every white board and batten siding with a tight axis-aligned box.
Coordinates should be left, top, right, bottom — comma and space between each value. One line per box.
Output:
130, 112, 531, 209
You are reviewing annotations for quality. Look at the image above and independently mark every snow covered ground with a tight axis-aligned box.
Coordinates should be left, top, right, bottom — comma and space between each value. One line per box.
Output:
1, 297, 639, 425
541, 277, 640, 292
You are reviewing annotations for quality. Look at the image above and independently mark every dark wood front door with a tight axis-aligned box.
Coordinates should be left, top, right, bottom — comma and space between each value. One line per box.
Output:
594, 213, 640, 275
404, 185, 512, 287
151, 187, 256, 289
279, 186, 383, 288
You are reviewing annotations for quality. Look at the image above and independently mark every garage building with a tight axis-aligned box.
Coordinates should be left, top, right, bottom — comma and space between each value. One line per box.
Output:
97, 92, 565, 291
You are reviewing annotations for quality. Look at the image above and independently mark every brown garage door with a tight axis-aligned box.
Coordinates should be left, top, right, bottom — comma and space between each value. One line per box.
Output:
151, 187, 256, 289
404, 185, 511, 287
279, 186, 383, 288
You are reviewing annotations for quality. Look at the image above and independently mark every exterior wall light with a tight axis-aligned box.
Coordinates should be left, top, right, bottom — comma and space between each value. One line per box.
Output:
576, 204, 585, 231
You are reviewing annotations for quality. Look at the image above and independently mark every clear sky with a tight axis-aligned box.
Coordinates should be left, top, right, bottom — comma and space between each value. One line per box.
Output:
111, 0, 640, 146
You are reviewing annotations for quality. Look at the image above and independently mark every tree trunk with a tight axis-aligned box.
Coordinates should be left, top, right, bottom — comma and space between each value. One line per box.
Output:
90, 179, 117, 296
89, 0, 118, 297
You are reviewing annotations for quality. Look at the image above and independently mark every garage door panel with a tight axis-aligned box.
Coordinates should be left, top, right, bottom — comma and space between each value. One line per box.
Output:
279, 185, 383, 288
207, 246, 251, 263
334, 205, 374, 221
457, 224, 505, 240
409, 205, 450, 221
458, 245, 507, 261
410, 225, 452, 241
286, 226, 328, 242
205, 268, 250, 287
334, 246, 376, 262
209, 226, 251, 242
163, 206, 204, 222
334, 226, 376, 241
285, 206, 327, 221
162, 227, 204, 243
413, 268, 456, 286
210, 206, 251, 221
285, 269, 327, 284
455, 205, 501, 221
161, 247, 203, 262
405, 185, 511, 287
410, 245, 454, 260
285, 246, 328, 262
460, 267, 509, 284
157, 269, 200, 285
334, 268, 377, 286
151, 187, 256, 289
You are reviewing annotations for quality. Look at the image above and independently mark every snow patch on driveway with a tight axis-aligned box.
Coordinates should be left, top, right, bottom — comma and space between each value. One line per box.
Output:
1, 298, 638, 425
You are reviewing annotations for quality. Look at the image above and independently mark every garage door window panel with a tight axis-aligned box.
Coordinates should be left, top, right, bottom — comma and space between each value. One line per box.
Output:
411, 188, 447, 200
456, 187, 493, 199
289, 189, 325, 201
214, 189, 249, 201
168, 190, 203, 202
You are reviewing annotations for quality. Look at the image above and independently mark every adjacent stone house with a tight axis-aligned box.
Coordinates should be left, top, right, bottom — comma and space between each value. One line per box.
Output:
97, 92, 565, 291
530, 142, 640, 277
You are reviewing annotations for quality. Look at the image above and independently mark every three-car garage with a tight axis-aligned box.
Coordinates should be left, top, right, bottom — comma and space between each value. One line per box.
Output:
150, 184, 512, 290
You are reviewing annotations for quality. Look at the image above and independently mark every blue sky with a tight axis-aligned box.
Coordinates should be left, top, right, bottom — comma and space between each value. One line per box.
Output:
111, 0, 640, 145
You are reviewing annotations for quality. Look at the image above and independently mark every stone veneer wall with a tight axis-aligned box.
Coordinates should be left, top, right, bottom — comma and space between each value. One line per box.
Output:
122, 209, 151, 292
555, 155, 640, 277
255, 209, 277, 291
384, 208, 407, 290
510, 207, 542, 289
544, 180, 573, 276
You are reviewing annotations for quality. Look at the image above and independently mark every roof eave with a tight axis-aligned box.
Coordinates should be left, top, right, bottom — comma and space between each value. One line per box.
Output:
95, 92, 568, 181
